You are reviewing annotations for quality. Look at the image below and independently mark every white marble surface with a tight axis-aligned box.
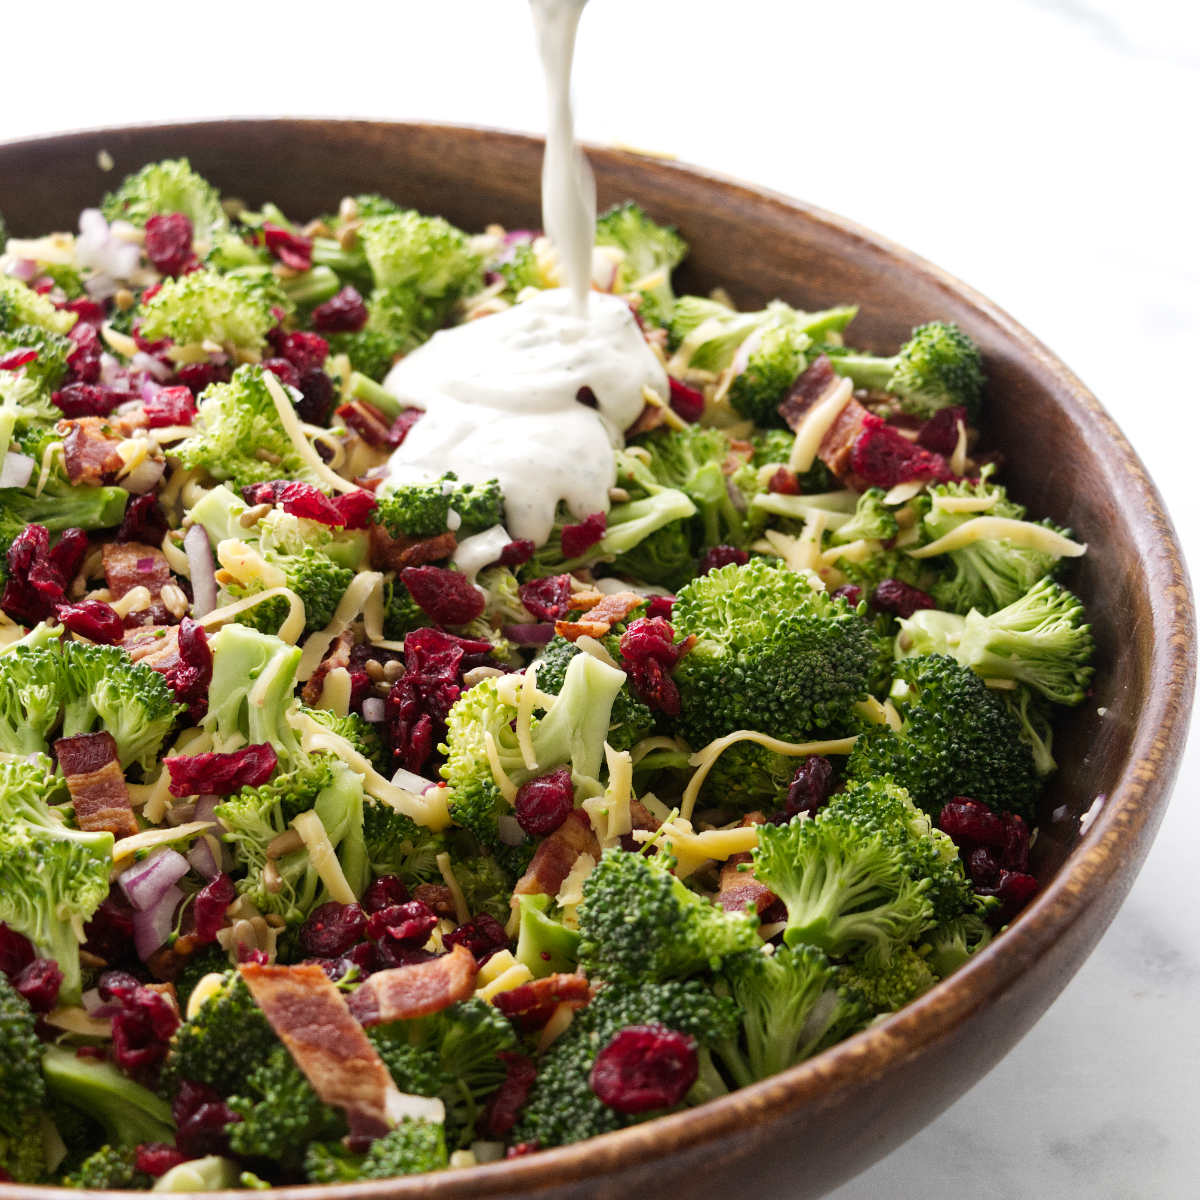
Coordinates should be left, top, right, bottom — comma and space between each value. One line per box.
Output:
3, 1, 1197, 1193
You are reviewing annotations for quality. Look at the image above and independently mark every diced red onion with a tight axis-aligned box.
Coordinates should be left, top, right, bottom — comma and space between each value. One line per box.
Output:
498, 815, 527, 846
186, 838, 219, 881
184, 523, 217, 617
132, 352, 172, 382
361, 697, 386, 723
139, 378, 163, 403
0, 452, 35, 489
133, 885, 184, 960
502, 623, 555, 646
391, 766, 436, 793
194, 795, 220, 825
118, 849, 190, 911
122, 457, 166, 495
7, 259, 37, 282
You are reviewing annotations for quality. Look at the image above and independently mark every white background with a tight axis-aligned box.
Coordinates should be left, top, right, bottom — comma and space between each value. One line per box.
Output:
3, 1, 1198, 1194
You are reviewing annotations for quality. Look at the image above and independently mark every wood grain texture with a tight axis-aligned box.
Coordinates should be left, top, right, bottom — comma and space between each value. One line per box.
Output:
0, 120, 1193, 1200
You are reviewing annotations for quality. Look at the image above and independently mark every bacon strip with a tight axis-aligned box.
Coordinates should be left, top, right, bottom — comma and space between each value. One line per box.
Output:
778, 354, 872, 485
104, 542, 174, 626
716, 813, 778, 916
513, 810, 600, 899
239, 962, 402, 1140
60, 417, 125, 485
412, 882, 456, 918
555, 590, 643, 641
368, 526, 457, 572
55, 731, 138, 838
347, 944, 478, 1026
123, 625, 181, 672
492, 973, 591, 1031
300, 629, 353, 706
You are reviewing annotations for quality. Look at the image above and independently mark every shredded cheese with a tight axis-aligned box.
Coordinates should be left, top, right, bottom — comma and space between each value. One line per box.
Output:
930, 490, 1003, 514
632, 816, 759, 879
682, 730, 859, 820
854, 695, 902, 730
788, 375, 853, 472
477, 961, 535, 1003
291, 810, 357, 903
260, 370, 357, 493
582, 745, 633, 846
111, 821, 215, 867
216, 538, 287, 590
949, 418, 969, 476
296, 571, 384, 680
476, 950, 518, 987
186, 973, 228, 1020
821, 537, 877, 567
882, 479, 926, 505
43, 1007, 113, 1039
127, 768, 174, 822
483, 731, 518, 804
195, 587, 307, 644
515, 663, 540, 772
317, 666, 352, 718
555, 851, 597, 915
573, 635, 620, 670
537, 1003, 577, 1053
629, 735, 690, 765
160, 531, 190, 575
436, 851, 471, 924
641, 384, 687, 431
100, 323, 140, 359
908, 517, 1086, 560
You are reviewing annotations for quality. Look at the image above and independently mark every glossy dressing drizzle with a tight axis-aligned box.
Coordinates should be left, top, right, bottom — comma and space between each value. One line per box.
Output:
381, 0, 667, 547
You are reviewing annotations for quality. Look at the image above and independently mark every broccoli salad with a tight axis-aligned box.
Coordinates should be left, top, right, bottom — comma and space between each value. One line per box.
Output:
0, 157, 1093, 1189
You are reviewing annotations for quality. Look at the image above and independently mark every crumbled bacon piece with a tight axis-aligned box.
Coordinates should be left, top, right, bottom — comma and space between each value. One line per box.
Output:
61, 417, 124, 484
56, 732, 138, 838
555, 590, 642, 641
368, 525, 456, 572
493, 974, 591, 1032
262, 222, 314, 272
165, 743, 277, 797
560, 512, 606, 559
337, 400, 395, 449
513, 811, 599, 899
400, 565, 485, 626
347, 944, 478, 1026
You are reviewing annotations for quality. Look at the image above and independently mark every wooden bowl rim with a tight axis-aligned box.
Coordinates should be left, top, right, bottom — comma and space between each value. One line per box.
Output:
0, 118, 1194, 1197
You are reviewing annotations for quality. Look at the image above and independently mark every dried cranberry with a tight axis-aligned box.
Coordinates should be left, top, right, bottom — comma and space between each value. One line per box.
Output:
560, 512, 606, 559
172, 1081, 238, 1158
64, 297, 106, 326
400, 565, 486, 626
165, 743, 277, 797
514, 767, 575, 837
135, 1144, 186, 1178
667, 377, 704, 423
117, 494, 170, 545
389, 408, 422, 446
3, 525, 67, 623
12, 958, 61, 1013
312, 286, 369, 333
966, 846, 1001, 888
344, 941, 379, 976
479, 1053, 537, 1137
938, 798, 1008, 848
144, 214, 196, 277
82, 889, 136, 966
373, 942, 436, 971
144, 385, 196, 427
274, 480, 375, 529
263, 222, 314, 272
53, 381, 121, 417
768, 467, 800, 495
499, 539, 535, 568
65, 322, 103, 383
832, 584, 863, 608
850, 414, 954, 488
0, 924, 35, 979
362, 876, 409, 913
443, 914, 509, 964
507, 1142, 540, 1158
192, 874, 236, 944
871, 578, 935, 619
296, 368, 335, 425
590, 1025, 698, 1114
999, 813, 1031, 873
916, 405, 968, 456
54, 599, 124, 644
619, 617, 689, 716
365, 900, 437, 947
159, 618, 212, 721
518, 574, 574, 621
300, 901, 368, 958
699, 545, 749, 575
108, 975, 180, 1079
0, 348, 38, 371
980, 870, 1039, 923
262, 357, 301, 389
645, 595, 675, 619
331, 489, 377, 530
275, 330, 328, 374
784, 756, 834, 820
173, 360, 230, 395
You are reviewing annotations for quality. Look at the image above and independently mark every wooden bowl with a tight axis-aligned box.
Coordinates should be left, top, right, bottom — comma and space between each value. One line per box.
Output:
0, 120, 1193, 1199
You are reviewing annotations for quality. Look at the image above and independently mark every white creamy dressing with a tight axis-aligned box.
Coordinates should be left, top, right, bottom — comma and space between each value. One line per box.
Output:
381, 0, 668, 547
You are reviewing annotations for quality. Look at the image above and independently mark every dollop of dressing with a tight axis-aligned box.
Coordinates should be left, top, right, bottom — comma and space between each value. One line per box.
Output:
381, 288, 667, 545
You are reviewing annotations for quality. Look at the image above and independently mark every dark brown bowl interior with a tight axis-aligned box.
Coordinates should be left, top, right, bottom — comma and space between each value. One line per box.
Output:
0, 120, 1193, 1199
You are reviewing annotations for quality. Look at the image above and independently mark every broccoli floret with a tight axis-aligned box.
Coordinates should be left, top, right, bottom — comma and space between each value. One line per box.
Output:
671, 558, 881, 747
363, 801, 446, 883
60, 641, 183, 773
43, 1044, 175, 1146
831, 487, 899, 546
171, 943, 229, 1011
0, 645, 66, 754
303, 706, 386, 773
0, 973, 46, 1181
216, 757, 368, 924
594, 201, 687, 328
225, 545, 354, 635
304, 1119, 447, 1182
695, 740, 799, 811
325, 327, 404, 381
65, 1145, 146, 1190
100, 158, 228, 242
898, 578, 1094, 707
373, 472, 504, 540
845, 654, 1041, 819
495, 240, 549, 300
1003, 685, 1058, 778
514, 978, 739, 1148
916, 476, 1076, 615
829, 322, 985, 421
754, 809, 934, 961
0, 478, 128, 534
534, 634, 655, 755
0, 275, 78, 336
0, 323, 71, 390
137, 267, 285, 352
923, 909, 994, 977
0, 761, 113, 1001
668, 296, 857, 426
441, 652, 626, 847
712, 943, 868, 1087
839, 944, 939, 1014
449, 848, 516, 926
176, 364, 326, 490
227, 1043, 345, 1166
577, 848, 760, 983
160, 971, 277, 1096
